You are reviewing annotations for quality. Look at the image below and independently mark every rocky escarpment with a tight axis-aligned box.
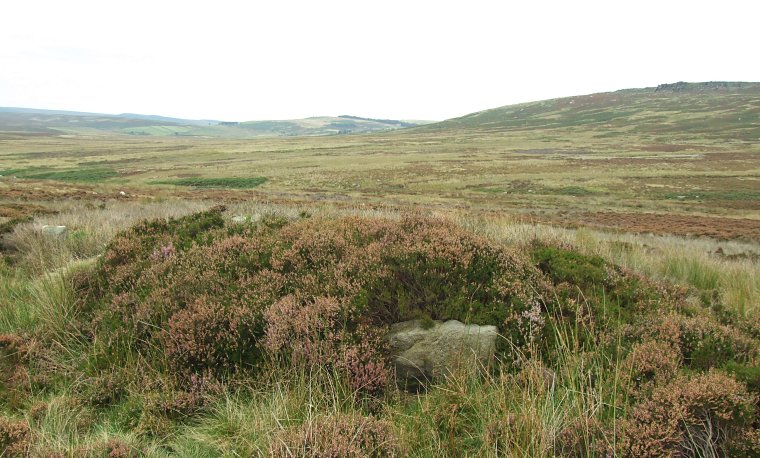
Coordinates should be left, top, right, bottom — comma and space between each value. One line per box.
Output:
654, 81, 754, 92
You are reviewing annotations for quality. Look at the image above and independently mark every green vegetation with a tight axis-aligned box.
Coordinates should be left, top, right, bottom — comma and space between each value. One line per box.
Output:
0, 205, 757, 456
156, 177, 268, 189
1, 167, 119, 183
2, 84, 759, 238
429, 83, 760, 140
22, 168, 119, 183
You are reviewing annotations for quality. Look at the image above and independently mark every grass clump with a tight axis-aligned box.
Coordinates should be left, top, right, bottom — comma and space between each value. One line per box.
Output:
270, 412, 401, 457
156, 176, 268, 189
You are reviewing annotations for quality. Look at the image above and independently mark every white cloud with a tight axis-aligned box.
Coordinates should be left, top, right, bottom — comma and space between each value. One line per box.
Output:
1, 0, 758, 121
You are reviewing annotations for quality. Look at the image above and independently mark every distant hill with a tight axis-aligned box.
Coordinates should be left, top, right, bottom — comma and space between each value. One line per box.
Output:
421, 81, 760, 142
0, 107, 431, 138
237, 116, 431, 137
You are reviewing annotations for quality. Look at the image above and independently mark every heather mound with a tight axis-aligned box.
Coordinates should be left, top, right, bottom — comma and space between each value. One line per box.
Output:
75, 207, 550, 387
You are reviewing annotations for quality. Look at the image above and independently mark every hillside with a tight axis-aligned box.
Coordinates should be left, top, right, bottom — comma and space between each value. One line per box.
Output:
424, 81, 760, 142
0, 108, 430, 138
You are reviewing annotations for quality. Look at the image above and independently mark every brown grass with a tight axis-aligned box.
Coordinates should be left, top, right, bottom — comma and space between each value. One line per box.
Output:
542, 211, 760, 241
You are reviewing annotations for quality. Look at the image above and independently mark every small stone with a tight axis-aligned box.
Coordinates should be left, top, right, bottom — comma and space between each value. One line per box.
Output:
41, 225, 68, 237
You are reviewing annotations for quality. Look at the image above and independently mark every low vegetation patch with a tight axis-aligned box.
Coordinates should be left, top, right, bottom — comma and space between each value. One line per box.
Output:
155, 177, 268, 189
1, 207, 758, 455
474, 181, 598, 197
1, 167, 119, 183
78, 207, 549, 387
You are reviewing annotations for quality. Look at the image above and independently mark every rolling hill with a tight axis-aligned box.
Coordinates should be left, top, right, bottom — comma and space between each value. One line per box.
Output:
0, 107, 431, 138
421, 81, 760, 142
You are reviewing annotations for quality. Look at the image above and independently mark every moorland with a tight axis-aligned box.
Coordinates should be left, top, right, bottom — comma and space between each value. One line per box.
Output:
0, 81, 758, 456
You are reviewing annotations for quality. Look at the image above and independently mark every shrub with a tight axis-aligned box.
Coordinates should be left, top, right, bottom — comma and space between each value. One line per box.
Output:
620, 370, 757, 457
0, 417, 31, 457
264, 296, 390, 394
722, 361, 760, 395
270, 413, 400, 457
645, 312, 758, 371
81, 211, 551, 387
622, 339, 681, 396
531, 243, 607, 287
531, 243, 686, 325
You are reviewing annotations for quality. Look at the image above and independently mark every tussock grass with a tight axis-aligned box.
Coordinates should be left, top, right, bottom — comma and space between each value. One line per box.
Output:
8, 200, 207, 272
470, 216, 760, 318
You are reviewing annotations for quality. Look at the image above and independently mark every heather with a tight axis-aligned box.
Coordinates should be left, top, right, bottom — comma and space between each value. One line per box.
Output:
0, 204, 758, 456
81, 206, 550, 381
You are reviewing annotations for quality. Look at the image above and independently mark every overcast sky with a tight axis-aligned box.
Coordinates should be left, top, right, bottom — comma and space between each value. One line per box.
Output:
1, 0, 758, 121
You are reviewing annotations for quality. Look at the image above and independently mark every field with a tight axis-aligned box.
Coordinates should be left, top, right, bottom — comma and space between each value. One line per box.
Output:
0, 84, 759, 456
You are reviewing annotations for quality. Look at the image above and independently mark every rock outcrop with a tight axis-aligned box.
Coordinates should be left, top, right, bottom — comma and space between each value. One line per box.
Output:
385, 319, 498, 388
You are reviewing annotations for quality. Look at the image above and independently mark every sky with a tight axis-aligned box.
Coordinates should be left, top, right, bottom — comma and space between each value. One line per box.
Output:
1, 0, 759, 122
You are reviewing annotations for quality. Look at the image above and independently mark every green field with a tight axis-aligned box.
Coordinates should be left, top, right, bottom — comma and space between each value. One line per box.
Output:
1, 83, 759, 456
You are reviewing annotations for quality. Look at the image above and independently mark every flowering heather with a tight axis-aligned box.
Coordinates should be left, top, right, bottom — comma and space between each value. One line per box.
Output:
622, 339, 681, 397
82, 208, 551, 386
621, 370, 758, 457
641, 312, 759, 371
0, 417, 30, 457
3, 205, 760, 454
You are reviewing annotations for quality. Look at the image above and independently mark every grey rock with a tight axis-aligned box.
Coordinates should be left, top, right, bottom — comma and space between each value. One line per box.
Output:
41, 225, 68, 237
231, 214, 262, 224
386, 319, 498, 387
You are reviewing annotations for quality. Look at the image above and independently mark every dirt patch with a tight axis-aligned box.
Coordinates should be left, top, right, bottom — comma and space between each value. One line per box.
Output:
0, 203, 57, 219
541, 212, 760, 241
0, 180, 149, 202
0, 181, 95, 200
639, 144, 699, 152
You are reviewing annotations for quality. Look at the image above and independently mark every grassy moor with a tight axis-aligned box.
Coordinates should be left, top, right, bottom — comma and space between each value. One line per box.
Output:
0, 83, 759, 456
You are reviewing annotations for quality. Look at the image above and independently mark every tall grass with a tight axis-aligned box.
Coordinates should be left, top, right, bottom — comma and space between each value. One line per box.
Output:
8, 200, 207, 273
467, 216, 760, 318
0, 261, 80, 335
